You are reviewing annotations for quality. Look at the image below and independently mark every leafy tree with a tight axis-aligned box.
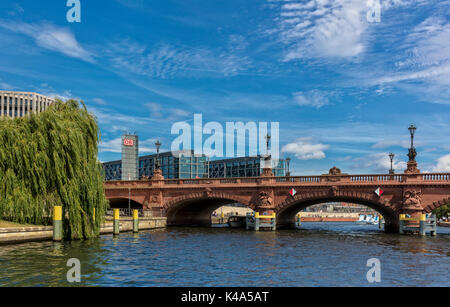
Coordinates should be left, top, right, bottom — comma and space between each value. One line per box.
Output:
434, 204, 450, 220
0, 99, 108, 239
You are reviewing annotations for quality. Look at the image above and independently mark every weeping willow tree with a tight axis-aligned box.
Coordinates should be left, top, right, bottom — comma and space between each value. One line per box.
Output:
0, 99, 108, 240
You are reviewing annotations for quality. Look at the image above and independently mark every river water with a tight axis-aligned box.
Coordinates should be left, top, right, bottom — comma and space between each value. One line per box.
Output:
0, 223, 449, 287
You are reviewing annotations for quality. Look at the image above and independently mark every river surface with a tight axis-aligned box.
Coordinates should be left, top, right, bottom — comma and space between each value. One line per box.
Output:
1, 223, 449, 287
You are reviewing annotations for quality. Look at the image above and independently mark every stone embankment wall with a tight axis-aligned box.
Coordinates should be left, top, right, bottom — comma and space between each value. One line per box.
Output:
0, 217, 166, 245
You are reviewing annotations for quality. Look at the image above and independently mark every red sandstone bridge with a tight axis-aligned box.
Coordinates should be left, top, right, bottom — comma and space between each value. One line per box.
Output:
104, 166, 450, 233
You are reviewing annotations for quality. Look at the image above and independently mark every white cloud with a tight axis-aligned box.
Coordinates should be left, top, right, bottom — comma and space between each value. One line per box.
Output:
433, 154, 450, 172
91, 98, 107, 105
372, 15, 450, 103
292, 90, 331, 108
7, 3, 24, 16
0, 20, 94, 62
282, 137, 329, 160
146, 102, 189, 121
351, 152, 407, 173
371, 139, 410, 149
0, 81, 14, 90
270, 0, 414, 61
106, 40, 250, 78
273, 0, 368, 60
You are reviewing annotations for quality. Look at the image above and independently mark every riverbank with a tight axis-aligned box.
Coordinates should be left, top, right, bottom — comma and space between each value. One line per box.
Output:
0, 217, 166, 245
300, 212, 360, 222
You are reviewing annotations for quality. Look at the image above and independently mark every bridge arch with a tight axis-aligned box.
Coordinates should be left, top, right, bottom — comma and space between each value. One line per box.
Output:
423, 197, 450, 213
164, 191, 253, 227
276, 191, 399, 232
107, 197, 144, 210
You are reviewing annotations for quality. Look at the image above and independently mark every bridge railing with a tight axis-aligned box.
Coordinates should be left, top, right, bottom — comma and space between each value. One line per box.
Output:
421, 174, 450, 181
105, 172, 450, 186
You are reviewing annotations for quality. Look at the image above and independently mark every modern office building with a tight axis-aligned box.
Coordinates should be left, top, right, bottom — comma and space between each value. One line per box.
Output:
103, 150, 209, 181
121, 134, 139, 181
103, 152, 285, 181
0, 91, 56, 118
208, 156, 285, 178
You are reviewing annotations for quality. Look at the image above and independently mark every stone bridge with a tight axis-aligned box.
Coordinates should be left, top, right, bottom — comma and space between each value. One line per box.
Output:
104, 167, 450, 233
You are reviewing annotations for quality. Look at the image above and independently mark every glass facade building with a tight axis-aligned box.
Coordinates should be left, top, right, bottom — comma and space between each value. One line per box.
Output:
103, 150, 208, 181
208, 156, 285, 178
103, 152, 286, 181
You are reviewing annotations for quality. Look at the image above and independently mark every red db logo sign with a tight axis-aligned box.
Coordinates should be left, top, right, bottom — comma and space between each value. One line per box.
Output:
123, 139, 134, 147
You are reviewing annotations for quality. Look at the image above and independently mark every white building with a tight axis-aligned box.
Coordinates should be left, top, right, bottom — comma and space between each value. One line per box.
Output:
0, 91, 56, 119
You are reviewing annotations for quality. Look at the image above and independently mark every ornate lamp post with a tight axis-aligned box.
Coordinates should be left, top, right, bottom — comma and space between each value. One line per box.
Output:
261, 134, 273, 177
286, 157, 291, 177
405, 124, 420, 174
389, 153, 395, 174
155, 140, 161, 169
408, 124, 416, 151
152, 140, 164, 180
265, 134, 271, 156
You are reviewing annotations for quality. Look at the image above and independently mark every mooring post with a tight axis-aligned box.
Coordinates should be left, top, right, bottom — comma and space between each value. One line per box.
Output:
133, 209, 139, 233
255, 212, 260, 231
399, 214, 405, 234
53, 206, 63, 242
431, 214, 437, 236
419, 214, 426, 236
113, 209, 120, 236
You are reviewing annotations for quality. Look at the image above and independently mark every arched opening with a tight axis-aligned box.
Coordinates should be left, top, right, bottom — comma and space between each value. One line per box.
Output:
166, 197, 253, 227
276, 197, 398, 233
211, 203, 254, 225
107, 198, 144, 210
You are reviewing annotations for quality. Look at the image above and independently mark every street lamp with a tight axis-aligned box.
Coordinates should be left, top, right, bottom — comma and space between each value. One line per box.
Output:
286, 157, 291, 177
155, 140, 161, 170
388, 153, 395, 174
265, 134, 271, 156
408, 124, 416, 149
407, 124, 417, 162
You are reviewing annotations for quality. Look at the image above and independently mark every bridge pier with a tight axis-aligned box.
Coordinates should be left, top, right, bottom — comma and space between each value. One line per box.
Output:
246, 210, 276, 231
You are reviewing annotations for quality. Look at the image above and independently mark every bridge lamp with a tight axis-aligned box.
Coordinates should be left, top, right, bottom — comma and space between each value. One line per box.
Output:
388, 153, 395, 174
286, 157, 291, 177
408, 124, 416, 148
265, 134, 271, 155
155, 140, 161, 169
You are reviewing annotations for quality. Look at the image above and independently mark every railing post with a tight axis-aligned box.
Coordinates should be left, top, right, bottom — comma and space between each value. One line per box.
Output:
113, 208, 120, 236
133, 209, 139, 233
53, 206, 63, 242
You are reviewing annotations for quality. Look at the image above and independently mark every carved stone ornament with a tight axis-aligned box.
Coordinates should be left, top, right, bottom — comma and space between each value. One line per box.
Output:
204, 187, 213, 197
150, 195, 159, 204
151, 168, 164, 180
329, 167, 342, 175
257, 191, 273, 208
330, 186, 339, 196
402, 189, 422, 210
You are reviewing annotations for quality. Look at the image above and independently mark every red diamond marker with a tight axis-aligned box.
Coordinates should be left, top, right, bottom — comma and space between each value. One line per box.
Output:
374, 187, 384, 197
289, 188, 297, 197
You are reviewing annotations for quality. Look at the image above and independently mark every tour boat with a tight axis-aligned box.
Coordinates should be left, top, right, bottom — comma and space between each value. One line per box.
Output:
358, 214, 378, 225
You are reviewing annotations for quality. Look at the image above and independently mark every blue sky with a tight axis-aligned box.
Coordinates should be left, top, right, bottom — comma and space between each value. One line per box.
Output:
1, 0, 450, 175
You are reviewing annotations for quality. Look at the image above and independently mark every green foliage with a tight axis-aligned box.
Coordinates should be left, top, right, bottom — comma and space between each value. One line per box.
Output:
0, 99, 108, 239
434, 204, 450, 219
